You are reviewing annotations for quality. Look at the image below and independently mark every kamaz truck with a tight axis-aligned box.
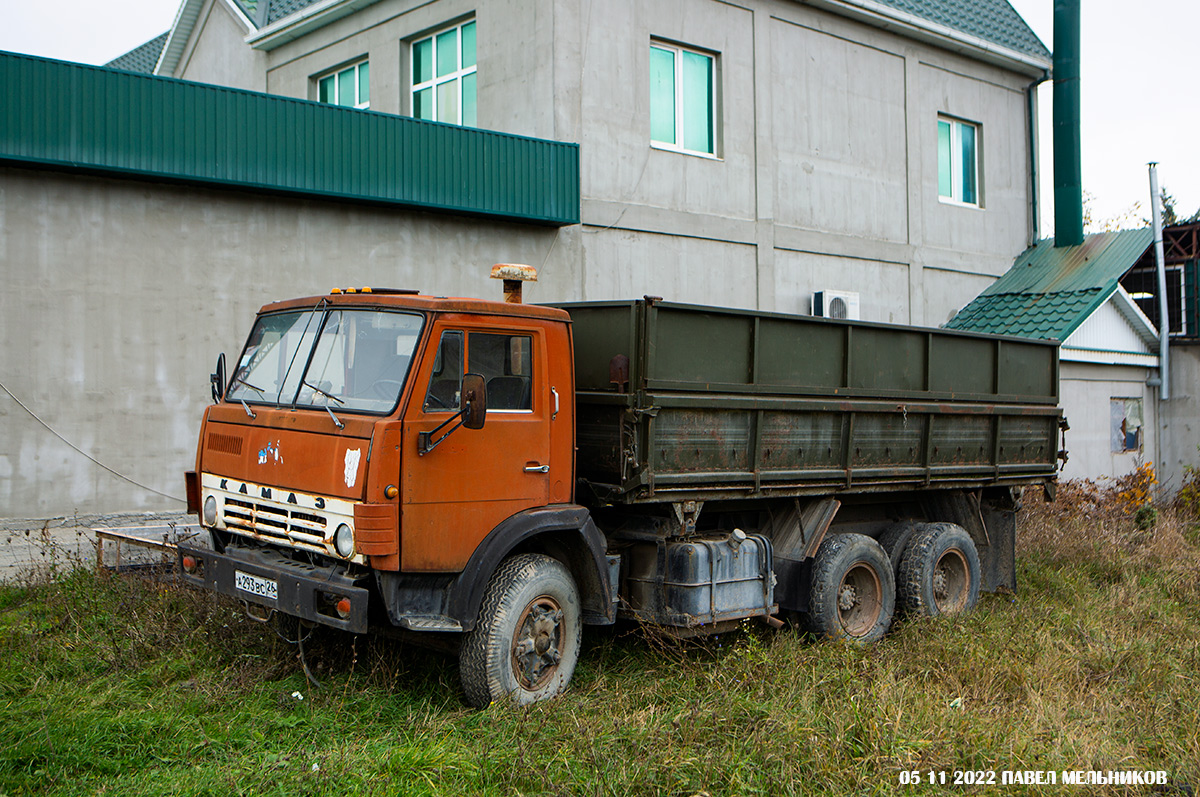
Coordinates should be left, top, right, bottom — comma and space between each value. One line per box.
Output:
178, 267, 1062, 706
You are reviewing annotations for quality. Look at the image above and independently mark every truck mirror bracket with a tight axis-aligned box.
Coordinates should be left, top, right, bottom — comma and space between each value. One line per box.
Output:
419, 373, 487, 455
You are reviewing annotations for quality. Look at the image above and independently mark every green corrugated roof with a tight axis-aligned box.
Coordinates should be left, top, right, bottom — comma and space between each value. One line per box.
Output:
0, 52, 580, 226
104, 32, 168, 74
946, 229, 1154, 341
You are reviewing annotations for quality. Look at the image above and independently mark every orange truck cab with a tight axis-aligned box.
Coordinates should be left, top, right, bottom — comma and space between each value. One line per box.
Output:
180, 271, 1061, 707
180, 284, 617, 706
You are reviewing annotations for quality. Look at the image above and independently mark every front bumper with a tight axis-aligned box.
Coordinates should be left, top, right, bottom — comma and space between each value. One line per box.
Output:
178, 543, 370, 634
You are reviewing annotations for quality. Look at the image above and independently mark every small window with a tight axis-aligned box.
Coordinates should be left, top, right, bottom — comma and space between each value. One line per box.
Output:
650, 41, 715, 156
1111, 398, 1143, 453
317, 60, 369, 109
938, 117, 979, 206
424, 331, 463, 411
412, 20, 477, 126
470, 333, 532, 411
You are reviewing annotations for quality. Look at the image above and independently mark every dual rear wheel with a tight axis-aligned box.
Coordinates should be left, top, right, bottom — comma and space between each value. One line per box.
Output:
807, 522, 981, 643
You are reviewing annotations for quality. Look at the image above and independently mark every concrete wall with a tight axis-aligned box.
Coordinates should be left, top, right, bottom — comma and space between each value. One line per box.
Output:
1159, 344, 1200, 492
1059, 361, 1158, 482
0, 166, 573, 518
175, 0, 268, 91
238, 0, 1039, 322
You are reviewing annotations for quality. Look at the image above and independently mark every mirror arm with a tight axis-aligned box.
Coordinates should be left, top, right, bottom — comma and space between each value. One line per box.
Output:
418, 406, 469, 456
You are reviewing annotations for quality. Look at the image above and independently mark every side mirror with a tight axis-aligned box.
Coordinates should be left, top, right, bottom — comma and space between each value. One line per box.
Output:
461, 373, 487, 430
210, 353, 226, 403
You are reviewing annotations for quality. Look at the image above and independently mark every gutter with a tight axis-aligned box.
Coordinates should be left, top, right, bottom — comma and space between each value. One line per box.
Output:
802, 0, 1052, 78
1026, 70, 1051, 245
246, 0, 384, 51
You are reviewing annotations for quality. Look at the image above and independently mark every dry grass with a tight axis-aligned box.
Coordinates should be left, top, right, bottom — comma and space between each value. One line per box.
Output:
1, 486, 1199, 795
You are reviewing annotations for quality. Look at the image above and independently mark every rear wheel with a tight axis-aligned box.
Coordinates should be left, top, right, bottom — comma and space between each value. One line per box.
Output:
896, 523, 980, 616
459, 553, 581, 708
808, 534, 895, 643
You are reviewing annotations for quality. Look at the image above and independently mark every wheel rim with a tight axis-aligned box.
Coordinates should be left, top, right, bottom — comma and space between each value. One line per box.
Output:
510, 595, 564, 690
837, 562, 882, 638
932, 548, 970, 613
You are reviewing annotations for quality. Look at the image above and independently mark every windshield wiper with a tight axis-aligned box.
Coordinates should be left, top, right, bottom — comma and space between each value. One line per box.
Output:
302, 380, 345, 429
239, 399, 257, 419
231, 375, 265, 395
302, 380, 344, 405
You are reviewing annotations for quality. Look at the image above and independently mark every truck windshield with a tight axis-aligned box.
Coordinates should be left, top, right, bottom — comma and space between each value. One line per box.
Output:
226, 308, 424, 414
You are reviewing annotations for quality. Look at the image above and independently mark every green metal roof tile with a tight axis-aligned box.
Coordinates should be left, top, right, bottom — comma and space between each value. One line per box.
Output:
948, 229, 1154, 342
104, 32, 169, 74
877, 0, 1050, 60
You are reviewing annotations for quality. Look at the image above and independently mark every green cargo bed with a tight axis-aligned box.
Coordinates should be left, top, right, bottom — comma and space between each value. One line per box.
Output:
555, 299, 1061, 504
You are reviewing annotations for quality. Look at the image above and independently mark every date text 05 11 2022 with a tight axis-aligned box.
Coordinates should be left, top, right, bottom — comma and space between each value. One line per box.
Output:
899, 770, 1171, 787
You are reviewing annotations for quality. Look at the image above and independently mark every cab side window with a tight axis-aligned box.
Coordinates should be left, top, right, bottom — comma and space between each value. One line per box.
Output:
423, 330, 463, 411
470, 333, 532, 411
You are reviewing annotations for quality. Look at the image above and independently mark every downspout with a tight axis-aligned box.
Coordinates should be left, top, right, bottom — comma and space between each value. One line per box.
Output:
1026, 71, 1050, 245
1052, 0, 1083, 247
1149, 163, 1170, 400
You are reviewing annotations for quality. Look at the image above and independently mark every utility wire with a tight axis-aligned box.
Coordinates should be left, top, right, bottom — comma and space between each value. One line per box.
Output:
0, 378, 186, 503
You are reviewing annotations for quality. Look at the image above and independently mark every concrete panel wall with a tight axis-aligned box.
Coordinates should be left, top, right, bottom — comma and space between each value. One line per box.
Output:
208, 0, 1041, 328
773, 249, 909, 323
770, 17, 907, 242
581, 228, 758, 309
0, 167, 570, 517
1059, 361, 1157, 482
176, 0, 267, 91
917, 59, 1031, 268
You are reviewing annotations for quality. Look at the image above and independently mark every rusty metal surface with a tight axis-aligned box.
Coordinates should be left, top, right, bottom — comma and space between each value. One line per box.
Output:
565, 299, 1060, 505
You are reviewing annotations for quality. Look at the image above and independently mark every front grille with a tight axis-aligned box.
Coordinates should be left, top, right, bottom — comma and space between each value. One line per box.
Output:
223, 497, 328, 550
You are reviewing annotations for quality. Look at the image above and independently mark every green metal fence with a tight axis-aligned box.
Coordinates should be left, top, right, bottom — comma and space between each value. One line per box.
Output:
0, 51, 579, 225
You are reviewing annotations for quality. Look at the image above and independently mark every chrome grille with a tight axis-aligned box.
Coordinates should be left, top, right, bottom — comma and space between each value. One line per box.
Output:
223, 497, 328, 549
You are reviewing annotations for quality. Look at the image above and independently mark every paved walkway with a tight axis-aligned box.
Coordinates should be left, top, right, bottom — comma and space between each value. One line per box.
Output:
0, 511, 205, 583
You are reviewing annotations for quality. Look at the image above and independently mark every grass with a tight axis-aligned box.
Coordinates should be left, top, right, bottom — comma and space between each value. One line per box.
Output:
1, 494, 1199, 796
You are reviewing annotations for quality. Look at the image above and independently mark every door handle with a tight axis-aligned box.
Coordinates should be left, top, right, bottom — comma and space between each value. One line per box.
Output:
524, 463, 550, 473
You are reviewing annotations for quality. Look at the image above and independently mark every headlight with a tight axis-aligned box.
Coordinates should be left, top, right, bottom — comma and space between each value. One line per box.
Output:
203, 495, 218, 526
334, 523, 355, 558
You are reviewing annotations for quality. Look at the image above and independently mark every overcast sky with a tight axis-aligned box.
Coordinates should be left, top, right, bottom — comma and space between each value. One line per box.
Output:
0, 0, 1195, 235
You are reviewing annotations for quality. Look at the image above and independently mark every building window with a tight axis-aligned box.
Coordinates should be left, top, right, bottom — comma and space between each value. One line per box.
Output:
1111, 398, 1144, 453
317, 60, 369, 109
649, 42, 715, 156
938, 117, 978, 205
412, 20, 476, 126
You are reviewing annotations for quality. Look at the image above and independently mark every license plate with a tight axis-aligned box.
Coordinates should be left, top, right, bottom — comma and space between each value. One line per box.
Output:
234, 570, 278, 601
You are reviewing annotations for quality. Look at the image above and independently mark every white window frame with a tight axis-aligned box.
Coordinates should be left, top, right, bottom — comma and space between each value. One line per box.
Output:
649, 41, 718, 159
411, 19, 477, 127
316, 60, 369, 110
938, 116, 980, 207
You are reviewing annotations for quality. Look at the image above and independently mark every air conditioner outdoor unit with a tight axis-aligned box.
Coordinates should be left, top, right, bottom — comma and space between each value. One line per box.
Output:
812, 290, 861, 320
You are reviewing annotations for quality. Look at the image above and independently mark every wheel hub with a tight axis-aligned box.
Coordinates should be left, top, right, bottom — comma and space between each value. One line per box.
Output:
838, 584, 858, 611
837, 562, 882, 637
511, 597, 564, 690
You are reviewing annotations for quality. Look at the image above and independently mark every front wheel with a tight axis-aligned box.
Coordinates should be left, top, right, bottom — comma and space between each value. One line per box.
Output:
808, 534, 895, 643
459, 553, 582, 708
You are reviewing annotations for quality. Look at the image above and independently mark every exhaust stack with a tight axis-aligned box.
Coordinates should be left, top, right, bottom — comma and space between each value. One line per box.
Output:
490, 263, 538, 303
1053, 0, 1084, 247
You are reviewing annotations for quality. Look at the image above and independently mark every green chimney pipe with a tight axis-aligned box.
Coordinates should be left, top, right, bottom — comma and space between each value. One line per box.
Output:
1053, 0, 1083, 247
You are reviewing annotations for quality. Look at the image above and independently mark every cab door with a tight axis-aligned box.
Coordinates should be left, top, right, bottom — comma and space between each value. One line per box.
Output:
400, 320, 551, 571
